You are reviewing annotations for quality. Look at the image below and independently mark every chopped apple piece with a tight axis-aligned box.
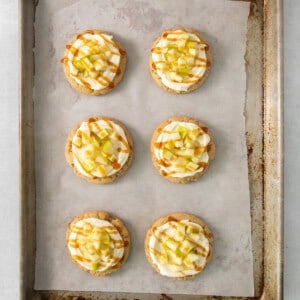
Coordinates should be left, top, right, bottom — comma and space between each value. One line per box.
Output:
186, 141, 195, 149
167, 43, 178, 49
166, 249, 183, 265
72, 60, 85, 72
86, 241, 96, 254
97, 165, 106, 176
177, 39, 186, 49
178, 57, 186, 65
164, 239, 179, 251
189, 128, 200, 140
191, 157, 201, 164
93, 240, 101, 251
186, 252, 200, 263
82, 222, 92, 231
91, 262, 100, 271
189, 233, 200, 242
89, 54, 101, 62
177, 125, 188, 138
186, 225, 199, 235
89, 70, 98, 78
173, 222, 185, 241
162, 150, 173, 160
157, 252, 169, 264
77, 238, 86, 245
186, 57, 195, 66
98, 129, 109, 139
82, 132, 91, 144
169, 132, 181, 140
169, 72, 183, 82
108, 154, 117, 162
165, 141, 175, 150
102, 140, 113, 154
189, 48, 197, 56
83, 161, 96, 172
83, 69, 89, 77
186, 162, 199, 171
173, 165, 186, 173
179, 239, 194, 254
175, 149, 195, 157
82, 57, 93, 69
178, 66, 191, 78
174, 140, 183, 148
166, 53, 176, 62
95, 154, 108, 165
186, 41, 197, 48
72, 136, 82, 148
100, 245, 111, 257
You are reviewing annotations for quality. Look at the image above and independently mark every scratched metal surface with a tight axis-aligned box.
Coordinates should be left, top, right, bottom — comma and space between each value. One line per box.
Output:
19, 0, 283, 299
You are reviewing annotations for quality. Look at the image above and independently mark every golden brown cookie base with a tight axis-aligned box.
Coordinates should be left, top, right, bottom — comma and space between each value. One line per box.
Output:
149, 27, 212, 94
66, 211, 131, 276
65, 116, 133, 184
62, 29, 126, 95
144, 212, 213, 280
151, 116, 215, 184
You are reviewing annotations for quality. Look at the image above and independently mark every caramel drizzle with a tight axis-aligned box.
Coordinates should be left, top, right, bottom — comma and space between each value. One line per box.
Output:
152, 32, 208, 84
73, 118, 130, 176
63, 33, 121, 88
151, 220, 208, 271
154, 127, 209, 176
69, 223, 124, 269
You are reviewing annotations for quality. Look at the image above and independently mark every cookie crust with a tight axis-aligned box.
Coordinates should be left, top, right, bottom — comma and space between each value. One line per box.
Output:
149, 27, 212, 94
144, 212, 213, 280
66, 210, 131, 276
151, 116, 215, 183
65, 116, 133, 184
62, 29, 127, 95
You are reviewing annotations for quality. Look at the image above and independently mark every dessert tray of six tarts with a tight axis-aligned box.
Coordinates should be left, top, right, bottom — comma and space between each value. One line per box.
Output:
20, 1, 283, 299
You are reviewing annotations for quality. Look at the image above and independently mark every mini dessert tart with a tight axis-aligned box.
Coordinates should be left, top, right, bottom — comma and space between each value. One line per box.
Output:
151, 116, 215, 183
61, 29, 126, 95
145, 212, 213, 280
65, 116, 133, 184
66, 211, 130, 276
149, 27, 211, 94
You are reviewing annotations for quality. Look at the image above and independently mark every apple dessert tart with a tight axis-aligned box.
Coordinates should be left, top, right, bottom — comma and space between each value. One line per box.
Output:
149, 27, 211, 93
66, 211, 130, 276
65, 116, 133, 183
61, 29, 126, 95
151, 116, 215, 183
145, 213, 213, 280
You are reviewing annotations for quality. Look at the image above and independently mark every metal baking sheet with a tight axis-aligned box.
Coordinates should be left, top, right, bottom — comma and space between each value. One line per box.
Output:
19, 0, 283, 299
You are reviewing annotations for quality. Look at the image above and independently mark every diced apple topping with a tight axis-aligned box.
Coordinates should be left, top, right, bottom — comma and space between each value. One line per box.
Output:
165, 239, 179, 251
185, 162, 199, 171
154, 32, 206, 82
71, 222, 123, 271
153, 221, 206, 271
70, 38, 115, 80
72, 120, 129, 177
156, 123, 209, 174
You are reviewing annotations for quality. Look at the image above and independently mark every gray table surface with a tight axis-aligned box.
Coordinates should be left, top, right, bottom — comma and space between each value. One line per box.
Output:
0, 0, 299, 299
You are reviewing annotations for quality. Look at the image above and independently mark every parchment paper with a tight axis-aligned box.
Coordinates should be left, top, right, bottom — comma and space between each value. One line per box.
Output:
34, 0, 253, 296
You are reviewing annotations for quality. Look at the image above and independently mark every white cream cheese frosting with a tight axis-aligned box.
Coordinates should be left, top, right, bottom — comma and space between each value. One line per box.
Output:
71, 118, 130, 178
151, 30, 208, 91
67, 217, 124, 272
153, 121, 211, 178
148, 219, 210, 277
65, 31, 121, 90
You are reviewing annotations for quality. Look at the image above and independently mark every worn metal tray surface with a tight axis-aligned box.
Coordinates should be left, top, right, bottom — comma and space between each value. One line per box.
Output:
19, 0, 283, 299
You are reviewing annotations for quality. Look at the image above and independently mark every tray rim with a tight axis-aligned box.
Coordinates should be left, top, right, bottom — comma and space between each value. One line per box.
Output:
19, 0, 283, 299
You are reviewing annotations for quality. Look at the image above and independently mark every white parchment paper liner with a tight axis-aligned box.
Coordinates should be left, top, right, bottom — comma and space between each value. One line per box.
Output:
34, 0, 253, 296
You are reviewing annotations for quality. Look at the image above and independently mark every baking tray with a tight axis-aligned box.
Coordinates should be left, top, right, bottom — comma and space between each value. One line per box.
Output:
19, 0, 283, 299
